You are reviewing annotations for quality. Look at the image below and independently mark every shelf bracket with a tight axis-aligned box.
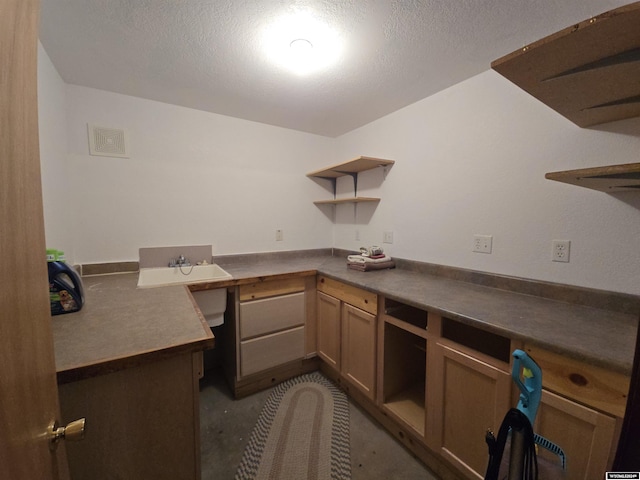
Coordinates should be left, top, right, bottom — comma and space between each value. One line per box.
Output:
334, 171, 359, 197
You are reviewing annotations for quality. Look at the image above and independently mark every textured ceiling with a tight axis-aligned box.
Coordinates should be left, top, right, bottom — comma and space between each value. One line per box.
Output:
39, 0, 629, 137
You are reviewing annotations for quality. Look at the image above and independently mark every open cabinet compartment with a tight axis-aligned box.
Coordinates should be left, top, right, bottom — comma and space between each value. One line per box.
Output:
382, 309, 428, 437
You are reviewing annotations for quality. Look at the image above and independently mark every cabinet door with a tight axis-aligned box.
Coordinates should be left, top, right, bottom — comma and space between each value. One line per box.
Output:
317, 291, 341, 370
428, 342, 511, 479
342, 303, 376, 400
535, 389, 617, 480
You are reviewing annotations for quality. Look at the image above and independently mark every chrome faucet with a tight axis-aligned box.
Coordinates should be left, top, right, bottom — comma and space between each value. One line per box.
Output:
169, 255, 191, 267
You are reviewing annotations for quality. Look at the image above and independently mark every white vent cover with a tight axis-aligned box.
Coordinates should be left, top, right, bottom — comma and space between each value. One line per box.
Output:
88, 124, 129, 158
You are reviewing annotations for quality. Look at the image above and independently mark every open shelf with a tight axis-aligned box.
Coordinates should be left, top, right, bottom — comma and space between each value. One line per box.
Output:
307, 156, 395, 179
382, 321, 426, 437
545, 162, 640, 192
308, 156, 394, 206
384, 381, 426, 436
491, 2, 640, 127
313, 197, 381, 205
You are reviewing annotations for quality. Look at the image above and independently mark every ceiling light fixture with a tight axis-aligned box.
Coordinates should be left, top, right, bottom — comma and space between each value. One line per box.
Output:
262, 10, 342, 76
290, 38, 313, 53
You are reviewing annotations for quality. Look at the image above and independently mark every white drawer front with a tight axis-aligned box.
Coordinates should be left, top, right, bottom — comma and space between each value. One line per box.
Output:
239, 292, 304, 340
240, 326, 305, 377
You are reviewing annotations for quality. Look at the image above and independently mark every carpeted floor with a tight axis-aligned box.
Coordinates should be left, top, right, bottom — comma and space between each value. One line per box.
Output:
199, 368, 438, 479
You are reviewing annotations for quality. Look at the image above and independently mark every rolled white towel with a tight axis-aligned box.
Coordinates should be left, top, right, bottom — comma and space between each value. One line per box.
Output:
347, 254, 392, 264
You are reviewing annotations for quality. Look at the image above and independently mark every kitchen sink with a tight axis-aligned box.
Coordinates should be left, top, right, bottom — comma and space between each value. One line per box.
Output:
137, 264, 232, 288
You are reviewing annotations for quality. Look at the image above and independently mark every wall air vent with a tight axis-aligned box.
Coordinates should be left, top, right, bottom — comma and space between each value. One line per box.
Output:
88, 124, 129, 158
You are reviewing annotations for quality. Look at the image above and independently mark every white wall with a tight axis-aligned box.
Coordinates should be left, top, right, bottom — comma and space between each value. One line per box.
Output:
38, 43, 75, 261
38, 45, 640, 295
61, 85, 335, 263
37, 48, 335, 266
334, 70, 640, 295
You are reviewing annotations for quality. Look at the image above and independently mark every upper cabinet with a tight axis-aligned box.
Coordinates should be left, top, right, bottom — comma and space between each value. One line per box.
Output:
491, 2, 640, 128
307, 156, 395, 205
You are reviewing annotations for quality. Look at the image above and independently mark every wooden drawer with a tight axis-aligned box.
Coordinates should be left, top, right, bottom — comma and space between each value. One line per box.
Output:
524, 344, 630, 418
240, 326, 305, 377
239, 292, 305, 340
239, 277, 305, 301
317, 275, 377, 315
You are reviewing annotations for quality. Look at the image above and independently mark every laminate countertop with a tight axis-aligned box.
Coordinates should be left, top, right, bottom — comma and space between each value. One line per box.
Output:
212, 253, 637, 375
53, 253, 638, 383
314, 257, 637, 375
52, 273, 213, 383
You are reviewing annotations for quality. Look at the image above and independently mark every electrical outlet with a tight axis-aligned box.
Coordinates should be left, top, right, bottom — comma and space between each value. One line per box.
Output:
355, 229, 360, 241
473, 234, 492, 254
383, 231, 394, 244
552, 240, 570, 263
276, 229, 284, 241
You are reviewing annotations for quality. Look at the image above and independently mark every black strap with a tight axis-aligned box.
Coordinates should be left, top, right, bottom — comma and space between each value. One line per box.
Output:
485, 408, 538, 480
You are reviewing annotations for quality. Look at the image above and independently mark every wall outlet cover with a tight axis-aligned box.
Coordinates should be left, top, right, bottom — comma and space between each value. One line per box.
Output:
552, 240, 570, 263
473, 234, 492, 254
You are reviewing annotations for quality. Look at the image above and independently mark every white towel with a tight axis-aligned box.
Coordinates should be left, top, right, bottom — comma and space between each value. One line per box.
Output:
347, 254, 392, 264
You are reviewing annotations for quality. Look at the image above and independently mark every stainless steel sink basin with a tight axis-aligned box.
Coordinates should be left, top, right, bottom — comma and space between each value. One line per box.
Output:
137, 264, 232, 288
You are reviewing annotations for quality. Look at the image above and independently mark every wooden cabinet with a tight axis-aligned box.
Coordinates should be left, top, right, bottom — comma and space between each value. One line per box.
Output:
225, 275, 319, 397
237, 278, 306, 378
317, 276, 377, 400
426, 315, 513, 480
312, 279, 629, 480
524, 344, 629, 478
379, 299, 429, 437
427, 342, 512, 479
535, 389, 617, 480
59, 352, 202, 480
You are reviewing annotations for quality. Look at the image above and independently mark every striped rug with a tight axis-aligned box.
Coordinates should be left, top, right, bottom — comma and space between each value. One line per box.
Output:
235, 372, 351, 480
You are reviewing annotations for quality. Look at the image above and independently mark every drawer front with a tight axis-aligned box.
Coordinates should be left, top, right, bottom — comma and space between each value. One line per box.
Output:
525, 344, 630, 418
239, 276, 306, 302
239, 292, 305, 340
240, 326, 305, 377
317, 275, 377, 315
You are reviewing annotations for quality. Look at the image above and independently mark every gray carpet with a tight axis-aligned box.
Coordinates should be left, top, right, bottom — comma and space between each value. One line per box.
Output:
235, 372, 350, 480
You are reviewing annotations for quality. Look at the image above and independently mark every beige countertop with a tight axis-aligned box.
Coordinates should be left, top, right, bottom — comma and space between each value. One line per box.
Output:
52, 273, 213, 383
53, 251, 638, 383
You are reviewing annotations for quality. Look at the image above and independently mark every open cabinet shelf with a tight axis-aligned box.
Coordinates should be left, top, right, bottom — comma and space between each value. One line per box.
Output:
307, 156, 394, 206
546, 162, 640, 192
491, 2, 640, 128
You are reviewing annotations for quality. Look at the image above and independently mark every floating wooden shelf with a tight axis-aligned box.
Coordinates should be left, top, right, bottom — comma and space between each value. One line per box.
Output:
307, 156, 395, 179
545, 162, 640, 192
491, 2, 640, 127
313, 197, 381, 205
308, 156, 394, 206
